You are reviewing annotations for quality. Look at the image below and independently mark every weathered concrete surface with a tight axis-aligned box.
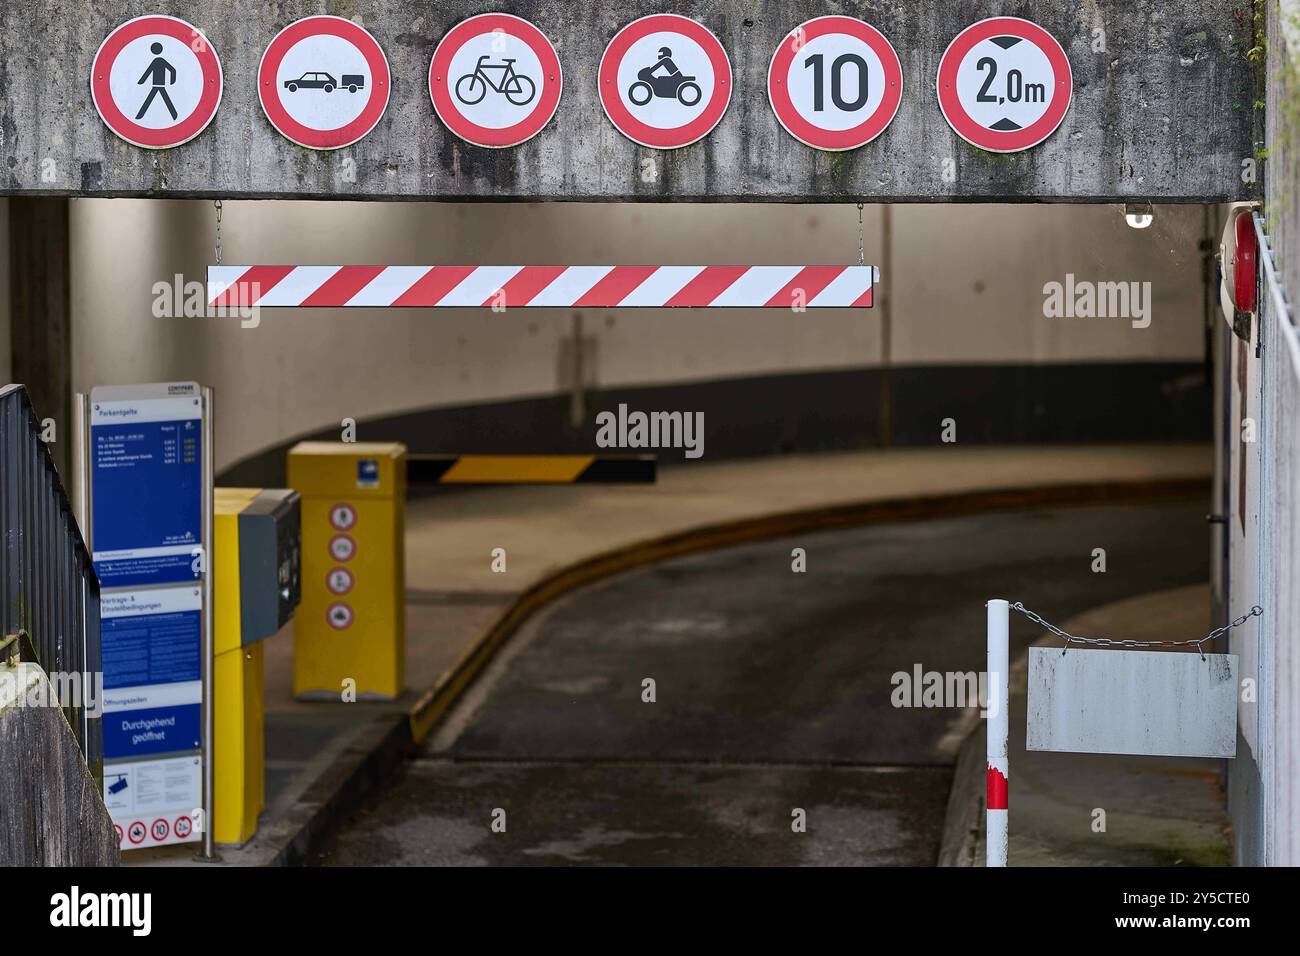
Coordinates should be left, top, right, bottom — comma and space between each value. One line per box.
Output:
315, 499, 1209, 865
0, 1, 1260, 201
0, 663, 119, 865
316, 761, 953, 866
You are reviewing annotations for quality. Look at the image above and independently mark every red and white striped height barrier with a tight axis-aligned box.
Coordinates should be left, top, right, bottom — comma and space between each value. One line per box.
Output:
206, 265, 876, 310
987, 598, 1009, 867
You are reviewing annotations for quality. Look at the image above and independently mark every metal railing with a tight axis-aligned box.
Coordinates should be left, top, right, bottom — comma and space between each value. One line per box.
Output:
0, 383, 102, 777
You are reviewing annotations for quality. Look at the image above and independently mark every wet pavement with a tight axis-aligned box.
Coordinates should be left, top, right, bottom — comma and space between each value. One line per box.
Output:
314, 499, 1208, 866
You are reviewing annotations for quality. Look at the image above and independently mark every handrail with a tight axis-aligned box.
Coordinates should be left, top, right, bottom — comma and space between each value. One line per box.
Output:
1253, 213, 1300, 383
0, 383, 103, 777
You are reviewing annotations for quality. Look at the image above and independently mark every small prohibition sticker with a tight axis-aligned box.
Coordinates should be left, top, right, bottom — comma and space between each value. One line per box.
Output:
259, 15, 391, 150
127, 821, 147, 844
767, 16, 903, 152
327, 567, 354, 595
599, 14, 732, 150
173, 815, 194, 839
429, 13, 563, 149
330, 503, 357, 531
90, 15, 223, 149
327, 602, 354, 630
330, 534, 356, 562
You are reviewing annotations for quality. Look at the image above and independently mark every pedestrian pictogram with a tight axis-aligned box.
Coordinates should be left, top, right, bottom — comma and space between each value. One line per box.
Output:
259, 16, 390, 150
936, 17, 1072, 153
330, 503, 357, 531
127, 820, 147, 844
599, 14, 731, 150
327, 567, 354, 595
330, 534, 356, 562
91, 15, 223, 149
768, 16, 903, 152
327, 602, 354, 630
429, 14, 562, 148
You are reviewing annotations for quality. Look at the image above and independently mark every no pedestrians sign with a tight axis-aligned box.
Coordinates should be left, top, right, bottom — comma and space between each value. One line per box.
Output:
90, 15, 223, 149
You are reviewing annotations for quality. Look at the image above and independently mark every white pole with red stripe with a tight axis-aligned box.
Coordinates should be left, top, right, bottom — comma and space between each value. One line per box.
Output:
206, 265, 876, 311
986, 598, 1009, 867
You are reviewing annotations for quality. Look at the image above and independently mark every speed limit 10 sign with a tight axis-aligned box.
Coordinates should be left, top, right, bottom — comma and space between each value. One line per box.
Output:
767, 16, 903, 152
936, 17, 1072, 153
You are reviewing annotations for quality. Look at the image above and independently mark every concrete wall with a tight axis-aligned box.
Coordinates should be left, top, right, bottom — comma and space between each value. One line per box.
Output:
1228, 0, 1300, 867
0, 664, 119, 866
0, 198, 10, 383
0, 1, 1258, 202
70, 198, 1211, 474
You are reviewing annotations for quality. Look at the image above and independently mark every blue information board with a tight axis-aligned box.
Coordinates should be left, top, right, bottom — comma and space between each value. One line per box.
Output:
102, 589, 202, 689
91, 390, 203, 588
90, 382, 208, 850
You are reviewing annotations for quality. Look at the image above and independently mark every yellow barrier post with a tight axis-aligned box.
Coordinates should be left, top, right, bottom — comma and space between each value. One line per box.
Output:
212, 488, 300, 847
288, 442, 406, 700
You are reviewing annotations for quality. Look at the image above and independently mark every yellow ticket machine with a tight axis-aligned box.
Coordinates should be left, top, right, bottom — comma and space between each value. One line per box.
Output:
287, 442, 406, 700
213, 488, 300, 846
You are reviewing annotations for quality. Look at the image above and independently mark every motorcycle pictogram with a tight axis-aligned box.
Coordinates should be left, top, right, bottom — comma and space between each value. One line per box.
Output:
628, 47, 702, 107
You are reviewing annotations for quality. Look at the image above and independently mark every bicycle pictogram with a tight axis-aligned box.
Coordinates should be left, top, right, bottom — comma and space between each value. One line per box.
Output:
454, 56, 537, 106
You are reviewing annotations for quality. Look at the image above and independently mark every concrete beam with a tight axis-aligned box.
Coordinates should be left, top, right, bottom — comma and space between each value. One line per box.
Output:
0, 2, 1260, 202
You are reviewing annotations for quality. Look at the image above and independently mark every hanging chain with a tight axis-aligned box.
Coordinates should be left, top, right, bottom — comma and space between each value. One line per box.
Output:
214, 199, 223, 265
856, 202, 865, 265
1010, 601, 1262, 661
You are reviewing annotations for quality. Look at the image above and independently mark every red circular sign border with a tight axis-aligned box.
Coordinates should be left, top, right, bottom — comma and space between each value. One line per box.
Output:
429, 13, 563, 149
767, 16, 903, 152
173, 815, 194, 839
329, 533, 357, 562
90, 15, 223, 150
936, 17, 1072, 154
326, 567, 355, 595
329, 503, 357, 531
258, 15, 391, 151
127, 821, 147, 845
326, 602, 354, 630
599, 14, 732, 150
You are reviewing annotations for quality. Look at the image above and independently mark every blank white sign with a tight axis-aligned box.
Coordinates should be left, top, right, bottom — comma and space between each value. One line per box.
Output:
1027, 646, 1237, 758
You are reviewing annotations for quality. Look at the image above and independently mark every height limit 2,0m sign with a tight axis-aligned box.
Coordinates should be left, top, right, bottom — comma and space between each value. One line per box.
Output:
936, 17, 1071, 153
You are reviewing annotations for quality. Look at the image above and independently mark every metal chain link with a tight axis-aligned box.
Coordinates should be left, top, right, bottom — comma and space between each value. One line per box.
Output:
214, 199, 223, 265
856, 202, 865, 265
1010, 601, 1262, 661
